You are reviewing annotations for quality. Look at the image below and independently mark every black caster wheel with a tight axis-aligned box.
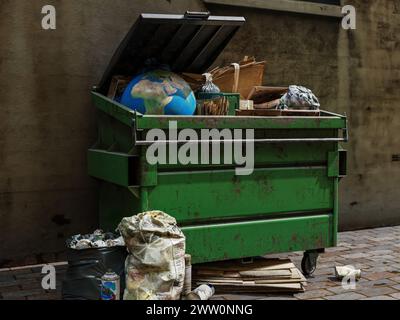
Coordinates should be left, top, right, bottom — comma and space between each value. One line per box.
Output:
301, 251, 319, 277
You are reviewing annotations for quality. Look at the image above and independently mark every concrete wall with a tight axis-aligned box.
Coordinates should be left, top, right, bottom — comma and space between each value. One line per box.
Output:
0, 0, 399, 264
337, 0, 400, 230
211, 0, 400, 230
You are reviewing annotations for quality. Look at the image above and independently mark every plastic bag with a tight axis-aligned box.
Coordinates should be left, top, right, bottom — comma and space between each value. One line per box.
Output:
198, 73, 220, 94
118, 211, 186, 300
277, 85, 320, 110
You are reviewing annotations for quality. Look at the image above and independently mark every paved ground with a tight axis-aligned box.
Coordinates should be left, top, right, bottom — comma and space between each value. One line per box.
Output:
1, 226, 400, 300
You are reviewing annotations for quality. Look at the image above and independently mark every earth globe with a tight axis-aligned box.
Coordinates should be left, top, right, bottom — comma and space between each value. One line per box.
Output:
120, 69, 196, 115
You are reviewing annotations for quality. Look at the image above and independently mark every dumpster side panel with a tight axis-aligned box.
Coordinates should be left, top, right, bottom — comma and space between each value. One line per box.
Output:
146, 167, 333, 224
155, 138, 336, 171
182, 214, 332, 264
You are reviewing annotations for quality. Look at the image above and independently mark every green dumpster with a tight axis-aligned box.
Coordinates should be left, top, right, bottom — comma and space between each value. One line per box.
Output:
88, 13, 347, 275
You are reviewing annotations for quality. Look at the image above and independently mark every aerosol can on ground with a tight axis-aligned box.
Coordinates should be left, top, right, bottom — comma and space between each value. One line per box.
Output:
100, 269, 120, 300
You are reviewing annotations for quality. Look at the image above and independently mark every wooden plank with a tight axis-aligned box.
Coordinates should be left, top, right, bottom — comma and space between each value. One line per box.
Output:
194, 279, 244, 284
239, 269, 292, 277
248, 86, 288, 102
292, 268, 307, 282
209, 282, 303, 289
247, 262, 296, 271
194, 274, 300, 282
192, 258, 306, 294
236, 109, 321, 117
195, 278, 304, 284
254, 279, 305, 284
254, 99, 281, 110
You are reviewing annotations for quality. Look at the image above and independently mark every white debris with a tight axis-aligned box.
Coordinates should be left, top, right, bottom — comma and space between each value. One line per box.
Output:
335, 265, 362, 280
184, 284, 215, 300
66, 229, 125, 250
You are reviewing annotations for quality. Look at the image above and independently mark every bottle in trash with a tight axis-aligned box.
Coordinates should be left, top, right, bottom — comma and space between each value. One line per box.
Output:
100, 269, 120, 300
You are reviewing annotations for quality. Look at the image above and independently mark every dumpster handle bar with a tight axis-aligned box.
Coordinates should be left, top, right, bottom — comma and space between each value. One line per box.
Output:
134, 137, 347, 145
133, 121, 348, 145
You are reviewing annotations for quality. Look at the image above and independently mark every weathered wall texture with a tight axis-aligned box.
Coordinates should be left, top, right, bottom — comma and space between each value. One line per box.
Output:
0, 0, 399, 263
337, 0, 400, 229
0, 0, 206, 264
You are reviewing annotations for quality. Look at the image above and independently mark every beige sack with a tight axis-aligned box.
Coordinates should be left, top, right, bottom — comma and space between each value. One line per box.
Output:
118, 211, 186, 300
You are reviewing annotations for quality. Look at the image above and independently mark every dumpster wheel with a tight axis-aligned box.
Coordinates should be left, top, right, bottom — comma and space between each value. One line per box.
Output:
301, 251, 319, 277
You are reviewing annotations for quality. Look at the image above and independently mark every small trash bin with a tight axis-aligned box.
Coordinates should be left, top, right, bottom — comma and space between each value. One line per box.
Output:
62, 231, 127, 300
88, 13, 347, 276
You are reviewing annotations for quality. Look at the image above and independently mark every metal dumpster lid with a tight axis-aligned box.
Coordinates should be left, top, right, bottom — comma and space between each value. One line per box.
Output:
98, 12, 245, 93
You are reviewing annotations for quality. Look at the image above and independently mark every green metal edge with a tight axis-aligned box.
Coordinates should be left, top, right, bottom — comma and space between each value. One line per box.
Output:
327, 151, 339, 177
88, 149, 133, 186
135, 114, 347, 130
91, 92, 346, 130
182, 214, 332, 264
91, 91, 136, 127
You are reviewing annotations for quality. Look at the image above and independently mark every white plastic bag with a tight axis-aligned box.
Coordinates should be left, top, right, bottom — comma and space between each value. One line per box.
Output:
277, 85, 320, 110
118, 211, 186, 300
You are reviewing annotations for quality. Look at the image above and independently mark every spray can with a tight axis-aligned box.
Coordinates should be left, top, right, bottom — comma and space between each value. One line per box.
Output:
100, 269, 120, 300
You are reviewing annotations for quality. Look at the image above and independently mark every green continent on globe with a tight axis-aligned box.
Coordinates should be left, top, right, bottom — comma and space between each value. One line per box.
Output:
130, 79, 174, 114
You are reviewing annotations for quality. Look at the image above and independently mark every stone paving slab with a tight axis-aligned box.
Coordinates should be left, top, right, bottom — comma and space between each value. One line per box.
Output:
324, 292, 366, 300
1, 226, 400, 300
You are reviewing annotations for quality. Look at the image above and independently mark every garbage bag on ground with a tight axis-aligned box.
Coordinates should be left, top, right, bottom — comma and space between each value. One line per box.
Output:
62, 246, 127, 300
118, 211, 186, 300
277, 85, 320, 110
66, 229, 125, 250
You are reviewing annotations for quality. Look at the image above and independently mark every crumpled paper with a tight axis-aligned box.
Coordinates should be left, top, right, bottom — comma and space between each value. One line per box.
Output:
277, 85, 320, 110
66, 229, 125, 250
118, 211, 186, 300
335, 265, 362, 280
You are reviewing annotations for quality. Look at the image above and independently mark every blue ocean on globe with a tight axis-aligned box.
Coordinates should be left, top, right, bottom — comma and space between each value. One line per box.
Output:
120, 69, 196, 115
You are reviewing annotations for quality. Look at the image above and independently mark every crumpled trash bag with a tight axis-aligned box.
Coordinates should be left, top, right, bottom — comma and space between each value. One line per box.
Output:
277, 85, 320, 110
198, 73, 220, 94
66, 229, 125, 250
118, 211, 186, 300
62, 246, 127, 300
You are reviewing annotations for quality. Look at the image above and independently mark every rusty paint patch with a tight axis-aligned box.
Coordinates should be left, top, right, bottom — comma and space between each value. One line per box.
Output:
232, 175, 242, 195
191, 211, 201, 218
